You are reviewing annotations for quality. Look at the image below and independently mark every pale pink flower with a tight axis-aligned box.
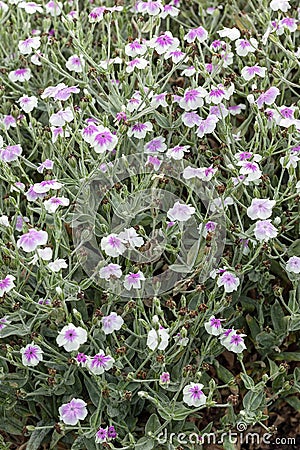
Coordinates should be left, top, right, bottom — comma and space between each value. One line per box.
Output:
254, 220, 278, 241
257, 87, 280, 109
45, 1, 62, 16
49, 107, 74, 127
286, 256, 300, 274
167, 201, 195, 222
196, 114, 218, 138
17, 229, 48, 252
247, 199, 276, 220
124, 271, 145, 290
137, 1, 163, 16
99, 263, 122, 281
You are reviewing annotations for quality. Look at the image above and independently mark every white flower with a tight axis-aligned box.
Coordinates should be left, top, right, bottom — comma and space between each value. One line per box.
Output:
147, 326, 170, 351
217, 27, 241, 41
18, 95, 38, 113
56, 323, 88, 352
49, 107, 74, 127
119, 227, 144, 248
270, 0, 290, 12
37, 247, 53, 261
0, 215, 9, 227
286, 256, 300, 274
47, 258, 68, 272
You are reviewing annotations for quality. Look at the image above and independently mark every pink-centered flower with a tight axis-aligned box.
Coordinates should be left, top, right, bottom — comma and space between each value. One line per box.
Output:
128, 121, 153, 139
241, 65, 267, 81
204, 316, 224, 336
20, 343, 43, 366
87, 350, 115, 375
0, 275, 15, 297
91, 126, 118, 153
126, 57, 149, 73
235, 38, 258, 56
124, 271, 145, 290
184, 26, 208, 43
18, 95, 38, 113
166, 145, 189, 160
183, 383, 207, 407
217, 271, 240, 292
179, 87, 207, 111
8, 68, 31, 83
18, 37, 40, 55
148, 31, 179, 55
125, 40, 147, 57
56, 323, 87, 352
101, 234, 127, 257
66, 54, 85, 73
